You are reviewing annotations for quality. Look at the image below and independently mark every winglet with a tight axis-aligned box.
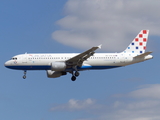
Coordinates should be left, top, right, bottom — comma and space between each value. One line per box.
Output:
98, 44, 102, 49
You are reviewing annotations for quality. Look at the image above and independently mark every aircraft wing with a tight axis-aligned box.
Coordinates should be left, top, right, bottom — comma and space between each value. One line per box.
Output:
66, 45, 102, 66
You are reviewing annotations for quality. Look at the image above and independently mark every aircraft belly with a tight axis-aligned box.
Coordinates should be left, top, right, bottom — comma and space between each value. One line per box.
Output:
8, 65, 51, 70
6, 60, 51, 70
80, 60, 121, 70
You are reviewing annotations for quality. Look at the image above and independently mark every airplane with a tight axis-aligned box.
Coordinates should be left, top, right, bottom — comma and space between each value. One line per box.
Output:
4, 30, 153, 81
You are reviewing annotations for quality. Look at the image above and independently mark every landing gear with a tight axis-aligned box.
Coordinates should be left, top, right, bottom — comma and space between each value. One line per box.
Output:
23, 75, 26, 79
23, 71, 27, 79
71, 76, 76, 81
75, 71, 80, 77
71, 70, 80, 81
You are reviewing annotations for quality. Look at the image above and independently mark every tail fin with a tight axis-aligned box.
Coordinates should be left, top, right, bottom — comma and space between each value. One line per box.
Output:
123, 30, 149, 55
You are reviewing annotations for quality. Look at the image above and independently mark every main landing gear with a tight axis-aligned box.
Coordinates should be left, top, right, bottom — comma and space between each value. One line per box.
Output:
23, 70, 27, 79
71, 71, 80, 81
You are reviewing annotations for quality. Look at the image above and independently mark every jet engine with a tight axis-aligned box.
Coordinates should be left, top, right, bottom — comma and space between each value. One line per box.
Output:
47, 70, 67, 78
51, 62, 66, 71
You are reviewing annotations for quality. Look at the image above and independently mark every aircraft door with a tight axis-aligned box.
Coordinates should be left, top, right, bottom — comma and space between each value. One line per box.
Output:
120, 54, 126, 63
120, 57, 125, 63
22, 54, 27, 64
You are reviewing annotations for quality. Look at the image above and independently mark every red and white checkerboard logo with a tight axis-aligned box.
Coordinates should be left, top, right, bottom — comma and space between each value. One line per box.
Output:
124, 30, 149, 55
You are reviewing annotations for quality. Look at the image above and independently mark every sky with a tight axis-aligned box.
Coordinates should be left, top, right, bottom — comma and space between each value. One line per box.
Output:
1, 0, 160, 120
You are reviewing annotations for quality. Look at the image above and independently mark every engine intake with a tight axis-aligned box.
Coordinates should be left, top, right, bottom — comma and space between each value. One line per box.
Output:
51, 62, 66, 71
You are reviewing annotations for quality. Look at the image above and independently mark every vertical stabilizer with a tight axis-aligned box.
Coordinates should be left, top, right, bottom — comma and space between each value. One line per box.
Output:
123, 30, 149, 55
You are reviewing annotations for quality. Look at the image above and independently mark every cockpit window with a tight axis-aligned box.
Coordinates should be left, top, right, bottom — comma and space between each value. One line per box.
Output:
11, 57, 17, 60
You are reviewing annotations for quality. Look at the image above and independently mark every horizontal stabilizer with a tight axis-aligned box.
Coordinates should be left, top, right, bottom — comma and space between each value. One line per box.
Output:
134, 51, 152, 58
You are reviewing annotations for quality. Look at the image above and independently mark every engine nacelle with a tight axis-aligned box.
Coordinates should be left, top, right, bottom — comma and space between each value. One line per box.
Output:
47, 70, 67, 78
51, 62, 66, 71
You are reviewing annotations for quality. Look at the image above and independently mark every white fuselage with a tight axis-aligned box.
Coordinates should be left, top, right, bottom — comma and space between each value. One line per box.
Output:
4, 30, 153, 80
4, 53, 153, 71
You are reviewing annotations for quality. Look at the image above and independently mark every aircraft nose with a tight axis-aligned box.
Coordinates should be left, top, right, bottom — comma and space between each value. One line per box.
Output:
4, 61, 10, 67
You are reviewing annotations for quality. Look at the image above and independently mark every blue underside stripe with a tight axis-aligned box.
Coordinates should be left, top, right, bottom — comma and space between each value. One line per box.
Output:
5, 66, 51, 70
5, 65, 121, 71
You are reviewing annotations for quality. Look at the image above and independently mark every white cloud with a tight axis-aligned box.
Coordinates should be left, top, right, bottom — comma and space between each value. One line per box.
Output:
50, 84, 160, 120
98, 84, 160, 120
50, 98, 96, 111
52, 0, 160, 52
129, 84, 160, 99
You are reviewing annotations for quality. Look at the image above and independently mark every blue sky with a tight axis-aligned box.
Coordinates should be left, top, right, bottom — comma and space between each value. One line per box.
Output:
1, 0, 160, 120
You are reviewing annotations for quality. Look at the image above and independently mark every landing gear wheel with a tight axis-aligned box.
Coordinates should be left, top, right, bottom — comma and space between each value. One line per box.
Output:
23, 75, 26, 79
23, 70, 27, 79
71, 76, 76, 81
75, 71, 80, 77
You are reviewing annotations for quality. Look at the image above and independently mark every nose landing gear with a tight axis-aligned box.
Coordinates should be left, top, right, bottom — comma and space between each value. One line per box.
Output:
23, 70, 27, 79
